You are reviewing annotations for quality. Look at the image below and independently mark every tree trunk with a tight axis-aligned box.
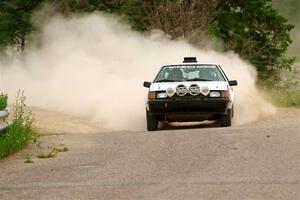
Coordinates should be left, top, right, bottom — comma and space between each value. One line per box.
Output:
20, 36, 25, 52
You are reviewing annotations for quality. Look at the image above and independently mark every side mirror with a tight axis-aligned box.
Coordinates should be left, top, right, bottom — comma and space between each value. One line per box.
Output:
143, 81, 152, 88
228, 80, 238, 86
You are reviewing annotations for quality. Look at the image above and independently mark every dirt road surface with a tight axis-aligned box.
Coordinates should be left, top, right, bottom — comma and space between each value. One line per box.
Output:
0, 108, 299, 200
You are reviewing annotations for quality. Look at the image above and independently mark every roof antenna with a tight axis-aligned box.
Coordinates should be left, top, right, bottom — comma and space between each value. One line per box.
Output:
189, 36, 192, 57
184, 33, 192, 57
182, 33, 197, 63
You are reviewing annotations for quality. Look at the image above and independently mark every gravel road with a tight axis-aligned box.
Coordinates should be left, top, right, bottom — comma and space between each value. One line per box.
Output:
0, 108, 299, 200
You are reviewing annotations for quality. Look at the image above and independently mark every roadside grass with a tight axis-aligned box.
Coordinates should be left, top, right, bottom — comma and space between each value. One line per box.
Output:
23, 154, 34, 163
56, 144, 69, 152
36, 144, 69, 159
267, 89, 300, 107
36, 148, 58, 159
0, 91, 34, 159
0, 93, 8, 110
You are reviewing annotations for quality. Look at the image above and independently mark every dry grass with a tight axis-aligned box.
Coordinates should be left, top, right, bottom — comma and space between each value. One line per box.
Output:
268, 89, 300, 107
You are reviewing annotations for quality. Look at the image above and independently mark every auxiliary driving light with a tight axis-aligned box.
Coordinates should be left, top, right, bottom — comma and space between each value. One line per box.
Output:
166, 88, 175, 97
176, 84, 188, 96
201, 86, 210, 96
189, 84, 200, 96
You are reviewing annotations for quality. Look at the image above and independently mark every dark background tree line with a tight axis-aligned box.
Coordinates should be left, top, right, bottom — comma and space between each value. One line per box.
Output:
0, 0, 298, 86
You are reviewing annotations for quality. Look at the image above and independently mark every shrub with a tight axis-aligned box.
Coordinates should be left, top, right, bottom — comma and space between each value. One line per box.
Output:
0, 93, 8, 111
0, 91, 34, 159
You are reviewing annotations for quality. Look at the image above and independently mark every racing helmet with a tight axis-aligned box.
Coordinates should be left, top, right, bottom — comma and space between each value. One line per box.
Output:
168, 68, 184, 81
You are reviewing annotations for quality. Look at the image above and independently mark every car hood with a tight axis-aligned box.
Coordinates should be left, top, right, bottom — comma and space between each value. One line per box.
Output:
150, 81, 228, 91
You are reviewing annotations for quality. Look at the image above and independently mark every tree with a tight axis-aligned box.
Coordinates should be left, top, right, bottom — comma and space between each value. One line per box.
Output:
209, 0, 295, 83
46, 0, 125, 14
0, 0, 43, 51
0, 0, 295, 85
120, 0, 218, 35
118, 0, 295, 84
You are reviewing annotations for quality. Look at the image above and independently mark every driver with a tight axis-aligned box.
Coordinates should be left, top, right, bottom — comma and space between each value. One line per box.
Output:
168, 68, 184, 81
199, 68, 215, 80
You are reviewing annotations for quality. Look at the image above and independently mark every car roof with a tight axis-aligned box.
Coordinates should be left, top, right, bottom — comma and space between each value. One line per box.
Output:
161, 63, 219, 67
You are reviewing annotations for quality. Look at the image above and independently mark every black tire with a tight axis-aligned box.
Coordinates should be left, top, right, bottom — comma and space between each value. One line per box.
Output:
146, 110, 158, 131
220, 109, 232, 127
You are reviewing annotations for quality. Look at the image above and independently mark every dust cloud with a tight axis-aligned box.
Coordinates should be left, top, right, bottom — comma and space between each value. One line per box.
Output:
0, 13, 275, 130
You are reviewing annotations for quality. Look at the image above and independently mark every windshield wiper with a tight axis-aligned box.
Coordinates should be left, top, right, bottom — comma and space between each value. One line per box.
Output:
186, 78, 213, 81
155, 79, 181, 82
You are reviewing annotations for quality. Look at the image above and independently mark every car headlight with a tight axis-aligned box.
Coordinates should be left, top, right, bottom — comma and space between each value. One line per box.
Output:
157, 92, 168, 99
210, 91, 221, 97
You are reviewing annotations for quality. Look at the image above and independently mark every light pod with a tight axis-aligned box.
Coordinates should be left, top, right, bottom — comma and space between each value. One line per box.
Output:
166, 88, 175, 97
201, 86, 210, 96
189, 84, 200, 96
176, 84, 188, 96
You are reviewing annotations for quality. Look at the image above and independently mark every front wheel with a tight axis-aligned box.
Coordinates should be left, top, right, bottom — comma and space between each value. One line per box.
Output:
220, 109, 232, 127
146, 110, 158, 131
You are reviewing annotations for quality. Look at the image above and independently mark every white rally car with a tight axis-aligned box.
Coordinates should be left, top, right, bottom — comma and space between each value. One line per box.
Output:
143, 57, 238, 131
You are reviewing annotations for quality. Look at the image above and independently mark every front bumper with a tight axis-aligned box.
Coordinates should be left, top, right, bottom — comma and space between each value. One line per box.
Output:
147, 97, 230, 116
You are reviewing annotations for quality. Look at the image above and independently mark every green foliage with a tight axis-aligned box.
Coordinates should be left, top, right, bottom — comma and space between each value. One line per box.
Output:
0, 0, 296, 86
46, 0, 125, 14
210, 0, 295, 84
0, 91, 34, 159
23, 154, 34, 163
49, 0, 145, 32
0, 0, 43, 51
0, 93, 8, 111
119, 1, 146, 31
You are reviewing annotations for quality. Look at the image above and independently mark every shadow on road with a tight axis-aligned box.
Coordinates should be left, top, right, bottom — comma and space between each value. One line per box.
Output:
159, 120, 219, 130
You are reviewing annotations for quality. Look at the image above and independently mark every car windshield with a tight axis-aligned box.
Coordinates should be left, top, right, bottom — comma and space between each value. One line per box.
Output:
154, 65, 226, 82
